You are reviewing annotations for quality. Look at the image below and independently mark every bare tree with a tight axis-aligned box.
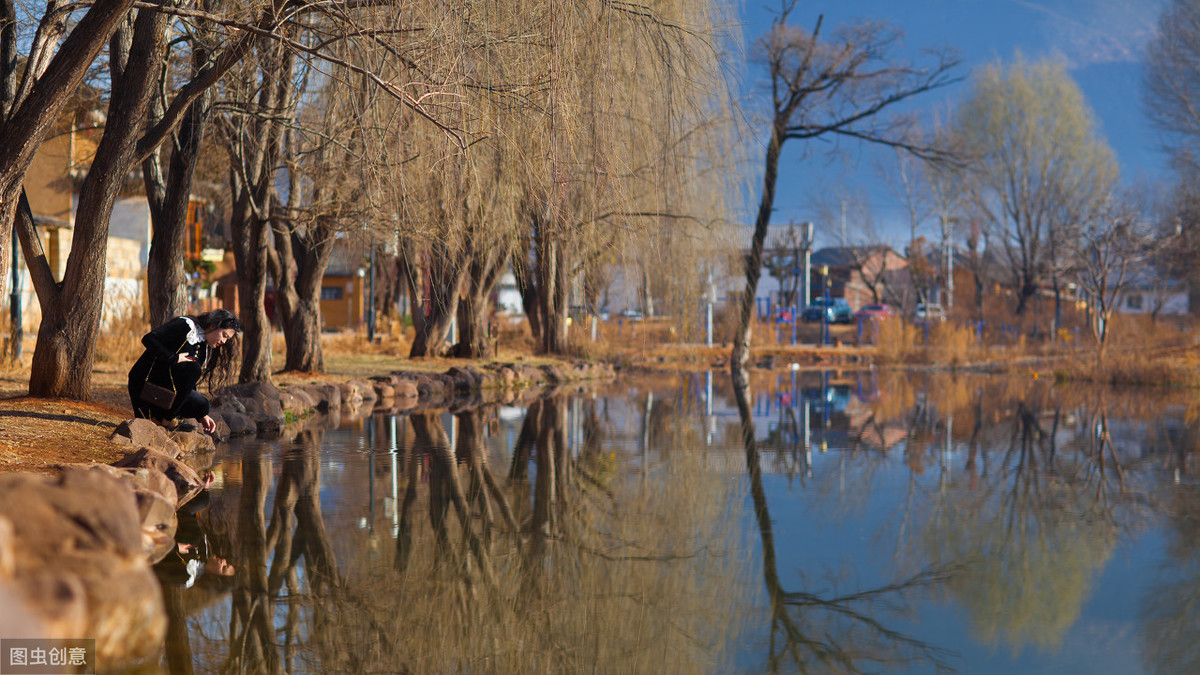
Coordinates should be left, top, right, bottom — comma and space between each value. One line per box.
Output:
1069, 195, 1153, 355
216, 24, 295, 382
731, 4, 959, 374
142, 1, 221, 328
1144, 0, 1200, 173
955, 56, 1117, 318
920, 118, 968, 310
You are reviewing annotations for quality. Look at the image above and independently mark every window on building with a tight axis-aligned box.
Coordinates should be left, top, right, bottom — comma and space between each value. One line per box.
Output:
321, 286, 343, 300
1126, 294, 1142, 310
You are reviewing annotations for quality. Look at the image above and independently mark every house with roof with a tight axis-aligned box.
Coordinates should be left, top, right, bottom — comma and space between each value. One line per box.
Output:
1111, 270, 1189, 316
808, 246, 908, 310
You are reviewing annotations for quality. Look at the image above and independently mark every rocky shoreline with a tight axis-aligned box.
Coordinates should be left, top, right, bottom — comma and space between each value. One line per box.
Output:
0, 360, 614, 669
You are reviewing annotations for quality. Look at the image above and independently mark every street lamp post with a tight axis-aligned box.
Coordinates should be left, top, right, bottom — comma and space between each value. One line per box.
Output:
820, 264, 830, 346
800, 221, 815, 307
941, 215, 954, 309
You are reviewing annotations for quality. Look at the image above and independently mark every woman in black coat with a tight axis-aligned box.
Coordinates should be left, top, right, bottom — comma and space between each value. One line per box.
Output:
128, 308, 241, 432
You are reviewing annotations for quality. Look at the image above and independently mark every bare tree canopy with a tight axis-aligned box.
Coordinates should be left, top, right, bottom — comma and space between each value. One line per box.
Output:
955, 55, 1117, 316
731, 3, 960, 373
1144, 0, 1200, 171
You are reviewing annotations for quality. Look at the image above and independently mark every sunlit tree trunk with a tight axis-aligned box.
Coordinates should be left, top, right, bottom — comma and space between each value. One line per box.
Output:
230, 183, 274, 382
410, 238, 465, 357
269, 209, 333, 373
28, 9, 167, 398
732, 122, 783, 377
537, 227, 569, 354
456, 246, 506, 358
223, 36, 295, 382
512, 239, 543, 342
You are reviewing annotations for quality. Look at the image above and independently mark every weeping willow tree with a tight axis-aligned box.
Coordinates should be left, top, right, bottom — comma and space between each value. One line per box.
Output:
214, 0, 468, 377
526, 0, 741, 353
383, 0, 740, 357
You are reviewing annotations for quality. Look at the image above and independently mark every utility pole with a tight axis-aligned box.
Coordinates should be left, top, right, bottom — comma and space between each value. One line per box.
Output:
942, 214, 954, 309
800, 221, 814, 306
705, 270, 714, 347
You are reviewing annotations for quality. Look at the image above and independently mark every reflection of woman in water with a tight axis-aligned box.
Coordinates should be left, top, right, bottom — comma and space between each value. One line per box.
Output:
155, 494, 236, 589
128, 309, 240, 432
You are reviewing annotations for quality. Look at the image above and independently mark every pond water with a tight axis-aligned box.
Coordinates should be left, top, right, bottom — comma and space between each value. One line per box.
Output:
157, 370, 1200, 674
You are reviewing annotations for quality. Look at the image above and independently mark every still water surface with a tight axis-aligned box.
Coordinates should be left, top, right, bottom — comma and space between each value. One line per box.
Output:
158, 371, 1199, 674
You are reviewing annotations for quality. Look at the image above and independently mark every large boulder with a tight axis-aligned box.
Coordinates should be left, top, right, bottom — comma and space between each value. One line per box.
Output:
277, 387, 309, 418
372, 381, 395, 402
211, 409, 255, 437
110, 419, 183, 459
168, 429, 217, 455
393, 379, 419, 401
359, 379, 378, 402
338, 381, 364, 410
81, 465, 178, 564
447, 366, 484, 392
291, 382, 340, 412
214, 382, 285, 431
0, 470, 167, 667
112, 447, 209, 509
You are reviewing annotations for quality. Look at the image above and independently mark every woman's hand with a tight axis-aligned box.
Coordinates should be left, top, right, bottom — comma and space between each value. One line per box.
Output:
202, 415, 217, 433
177, 353, 196, 364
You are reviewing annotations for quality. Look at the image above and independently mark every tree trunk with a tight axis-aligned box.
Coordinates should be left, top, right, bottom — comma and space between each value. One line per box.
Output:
231, 198, 273, 383
456, 246, 506, 359
0, 0, 14, 119
28, 8, 167, 399
1014, 277, 1037, 315
409, 239, 465, 358
282, 294, 324, 372
266, 216, 296, 339
223, 37, 294, 383
732, 122, 784, 378
1052, 275, 1062, 340
536, 233, 569, 354
279, 226, 333, 373
144, 60, 213, 327
512, 244, 542, 342
640, 262, 654, 318
457, 286, 492, 359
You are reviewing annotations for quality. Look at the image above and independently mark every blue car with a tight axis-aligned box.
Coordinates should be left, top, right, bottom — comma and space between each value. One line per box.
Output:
801, 298, 853, 323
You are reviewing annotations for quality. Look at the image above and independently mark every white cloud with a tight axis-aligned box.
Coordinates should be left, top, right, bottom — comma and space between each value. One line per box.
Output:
1008, 0, 1164, 65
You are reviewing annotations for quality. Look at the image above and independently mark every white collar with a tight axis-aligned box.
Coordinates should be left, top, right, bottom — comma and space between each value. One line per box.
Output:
182, 317, 204, 345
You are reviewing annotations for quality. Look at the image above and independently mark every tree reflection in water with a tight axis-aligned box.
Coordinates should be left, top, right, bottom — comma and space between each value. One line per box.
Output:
919, 391, 1156, 656
1141, 484, 1200, 674
163, 394, 749, 674
731, 372, 959, 674
155, 371, 1184, 672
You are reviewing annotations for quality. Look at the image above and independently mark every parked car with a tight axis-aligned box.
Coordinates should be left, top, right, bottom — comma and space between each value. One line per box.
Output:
801, 297, 853, 323
914, 303, 947, 322
618, 308, 644, 321
852, 303, 895, 321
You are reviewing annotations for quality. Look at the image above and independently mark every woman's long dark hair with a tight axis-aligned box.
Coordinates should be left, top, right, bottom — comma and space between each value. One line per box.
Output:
191, 308, 241, 391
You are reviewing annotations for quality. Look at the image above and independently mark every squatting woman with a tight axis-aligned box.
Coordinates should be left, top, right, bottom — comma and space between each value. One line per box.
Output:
128, 308, 241, 433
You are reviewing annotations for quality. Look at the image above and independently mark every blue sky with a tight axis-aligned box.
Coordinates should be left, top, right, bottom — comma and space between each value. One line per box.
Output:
732, 0, 1169, 247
